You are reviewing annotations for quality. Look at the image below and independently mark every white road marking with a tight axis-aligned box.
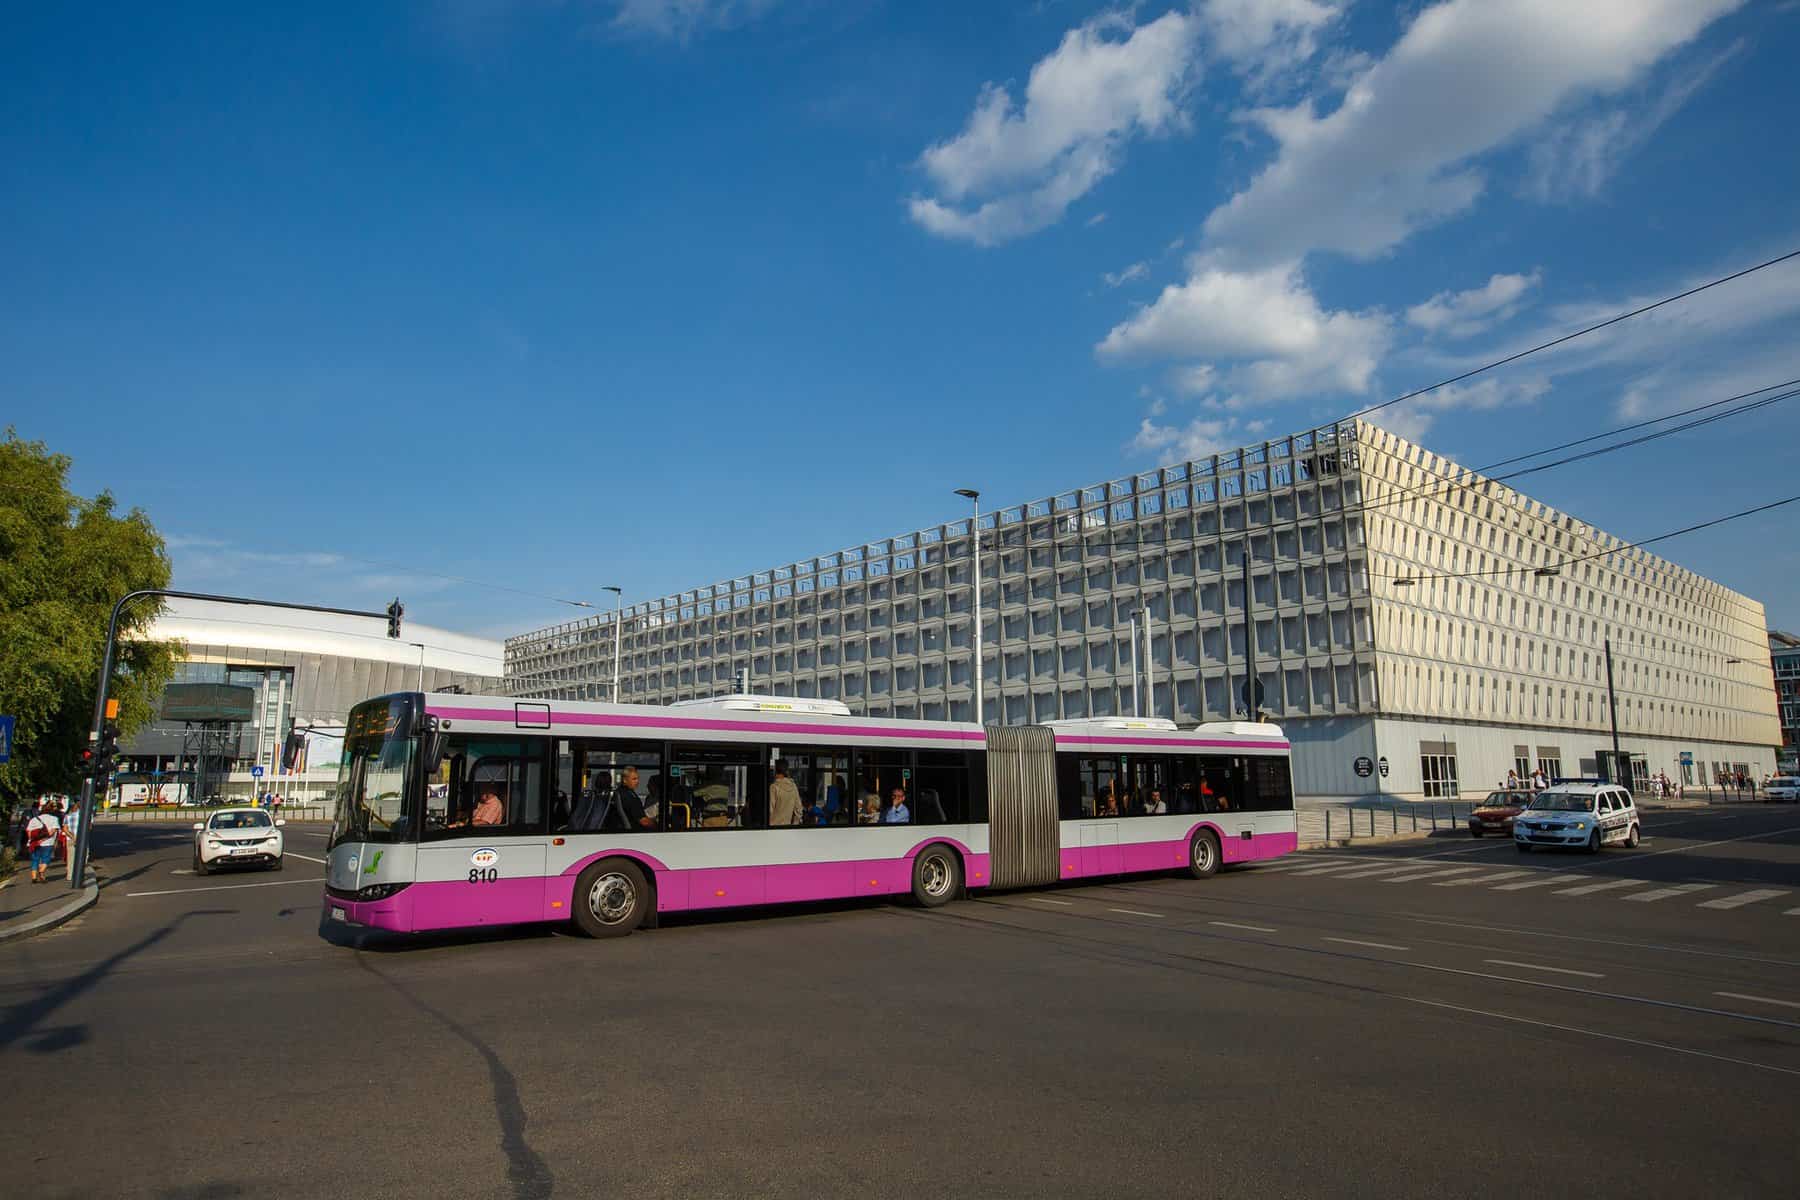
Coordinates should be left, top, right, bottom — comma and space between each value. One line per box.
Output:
1715, 992, 1800, 1011
1028, 897, 1073, 906
1554, 878, 1645, 897
1485, 958, 1604, 979
1626, 825, 1800, 861
1324, 936, 1408, 951
1209, 920, 1277, 933
284, 852, 327, 864
1382, 866, 1483, 884
127, 877, 325, 898
1622, 883, 1717, 903
1399, 996, 1800, 1078
1787, 907, 1800, 917
1107, 907, 1164, 918
1697, 889, 1790, 911
1435, 870, 1530, 887
1282, 863, 1370, 876
1493, 875, 1569, 891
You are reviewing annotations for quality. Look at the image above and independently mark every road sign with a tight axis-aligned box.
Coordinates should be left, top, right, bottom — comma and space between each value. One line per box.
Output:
0, 715, 12, 764
1679, 751, 1693, 765
1378, 756, 1390, 778
251, 765, 264, 778
1353, 755, 1373, 778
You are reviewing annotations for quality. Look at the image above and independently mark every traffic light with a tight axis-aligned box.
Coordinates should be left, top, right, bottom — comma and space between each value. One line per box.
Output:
386, 598, 403, 639
93, 720, 120, 779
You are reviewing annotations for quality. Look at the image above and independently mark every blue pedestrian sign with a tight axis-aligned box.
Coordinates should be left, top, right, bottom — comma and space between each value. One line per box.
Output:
251, 765, 264, 778
0, 715, 13, 764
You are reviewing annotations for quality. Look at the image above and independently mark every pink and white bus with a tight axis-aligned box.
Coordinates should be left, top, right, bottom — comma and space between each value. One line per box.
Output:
323, 691, 1296, 938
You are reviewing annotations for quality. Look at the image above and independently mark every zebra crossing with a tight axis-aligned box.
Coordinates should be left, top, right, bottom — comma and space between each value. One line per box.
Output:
1255, 855, 1796, 914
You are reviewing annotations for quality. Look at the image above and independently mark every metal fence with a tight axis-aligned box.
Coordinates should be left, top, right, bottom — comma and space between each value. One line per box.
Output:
1298, 803, 1476, 844
99, 806, 332, 824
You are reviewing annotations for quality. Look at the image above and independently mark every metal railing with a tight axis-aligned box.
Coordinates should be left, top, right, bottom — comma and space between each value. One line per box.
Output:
1298, 802, 1475, 844
99, 805, 331, 824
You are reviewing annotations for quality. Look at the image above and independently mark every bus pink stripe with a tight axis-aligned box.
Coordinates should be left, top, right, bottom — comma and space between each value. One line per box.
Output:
428, 707, 986, 742
1057, 735, 1290, 750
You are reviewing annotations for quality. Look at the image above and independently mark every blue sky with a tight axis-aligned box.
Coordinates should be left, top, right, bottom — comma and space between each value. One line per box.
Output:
5, 1, 1798, 641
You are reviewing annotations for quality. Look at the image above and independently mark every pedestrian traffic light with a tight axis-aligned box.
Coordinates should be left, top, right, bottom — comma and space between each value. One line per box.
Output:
386, 598, 403, 639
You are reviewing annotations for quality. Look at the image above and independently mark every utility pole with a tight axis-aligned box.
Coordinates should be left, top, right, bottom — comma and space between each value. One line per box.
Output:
1129, 612, 1140, 717
67, 589, 398, 891
1604, 637, 1623, 783
1142, 605, 1155, 720
955, 489, 984, 725
603, 585, 624, 703
1242, 544, 1259, 721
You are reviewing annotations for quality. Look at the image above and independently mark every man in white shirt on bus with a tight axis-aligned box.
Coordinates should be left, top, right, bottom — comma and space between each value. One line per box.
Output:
768, 760, 802, 826
883, 786, 910, 824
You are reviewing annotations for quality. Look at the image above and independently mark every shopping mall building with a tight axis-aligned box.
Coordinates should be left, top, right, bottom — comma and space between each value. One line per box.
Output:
504, 420, 1781, 800
119, 597, 504, 804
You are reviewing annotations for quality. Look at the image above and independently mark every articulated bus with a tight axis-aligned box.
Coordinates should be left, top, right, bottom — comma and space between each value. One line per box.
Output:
323, 692, 1296, 939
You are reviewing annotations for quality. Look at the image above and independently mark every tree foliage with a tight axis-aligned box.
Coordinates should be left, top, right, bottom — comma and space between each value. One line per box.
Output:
0, 429, 178, 812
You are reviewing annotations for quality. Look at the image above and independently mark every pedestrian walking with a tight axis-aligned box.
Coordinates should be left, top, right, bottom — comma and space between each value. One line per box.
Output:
25, 805, 61, 883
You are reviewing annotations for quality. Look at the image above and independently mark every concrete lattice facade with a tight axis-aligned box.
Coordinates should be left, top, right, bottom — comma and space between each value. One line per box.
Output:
506, 421, 1780, 798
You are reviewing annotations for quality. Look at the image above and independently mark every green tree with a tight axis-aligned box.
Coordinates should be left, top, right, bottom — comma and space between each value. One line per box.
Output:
0, 429, 178, 816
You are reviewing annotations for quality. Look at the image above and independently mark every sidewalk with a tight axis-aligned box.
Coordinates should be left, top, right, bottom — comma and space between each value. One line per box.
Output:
0, 864, 99, 944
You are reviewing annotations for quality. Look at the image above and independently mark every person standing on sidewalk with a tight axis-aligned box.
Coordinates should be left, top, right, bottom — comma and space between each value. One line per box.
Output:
25, 805, 60, 884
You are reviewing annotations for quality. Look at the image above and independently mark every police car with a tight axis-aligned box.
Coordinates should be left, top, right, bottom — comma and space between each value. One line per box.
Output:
1513, 783, 1639, 853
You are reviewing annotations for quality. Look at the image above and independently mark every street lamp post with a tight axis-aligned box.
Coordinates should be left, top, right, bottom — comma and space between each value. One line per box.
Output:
955, 489, 984, 725
603, 585, 624, 704
409, 641, 426, 693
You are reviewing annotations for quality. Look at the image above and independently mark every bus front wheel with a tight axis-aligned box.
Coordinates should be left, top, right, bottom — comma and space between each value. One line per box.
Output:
573, 859, 650, 938
1187, 831, 1221, 879
911, 845, 962, 908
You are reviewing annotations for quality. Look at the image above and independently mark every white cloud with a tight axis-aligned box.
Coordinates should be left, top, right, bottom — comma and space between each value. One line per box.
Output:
1103, 261, 1149, 288
1097, 259, 1391, 398
1525, 40, 1743, 201
1196, 0, 1341, 87
1086, 211, 1109, 227
1406, 270, 1542, 337
908, 11, 1201, 246
1130, 414, 1242, 462
609, 0, 780, 41
1201, 0, 1742, 267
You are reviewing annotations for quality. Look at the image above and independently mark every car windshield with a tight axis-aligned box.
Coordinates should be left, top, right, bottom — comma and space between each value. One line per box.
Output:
331, 695, 417, 849
1529, 793, 1595, 813
210, 811, 272, 829
1482, 793, 1525, 806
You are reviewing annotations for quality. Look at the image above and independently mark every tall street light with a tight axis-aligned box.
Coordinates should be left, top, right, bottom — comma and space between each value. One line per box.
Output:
955, 489, 984, 726
603, 585, 624, 704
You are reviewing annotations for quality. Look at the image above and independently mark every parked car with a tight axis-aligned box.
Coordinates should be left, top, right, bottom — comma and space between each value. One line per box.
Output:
1467, 790, 1534, 837
1514, 784, 1638, 853
193, 807, 285, 874
1766, 776, 1800, 802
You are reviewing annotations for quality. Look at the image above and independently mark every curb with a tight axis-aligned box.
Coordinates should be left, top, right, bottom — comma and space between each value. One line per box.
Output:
0, 878, 99, 945
1299, 830, 1438, 850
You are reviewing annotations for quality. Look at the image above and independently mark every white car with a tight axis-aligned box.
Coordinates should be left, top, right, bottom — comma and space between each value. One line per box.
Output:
193, 807, 285, 874
1514, 783, 1639, 853
1766, 777, 1800, 803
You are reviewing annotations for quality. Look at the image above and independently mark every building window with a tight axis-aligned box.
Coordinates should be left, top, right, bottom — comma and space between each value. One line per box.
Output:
1420, 749, 1459, 799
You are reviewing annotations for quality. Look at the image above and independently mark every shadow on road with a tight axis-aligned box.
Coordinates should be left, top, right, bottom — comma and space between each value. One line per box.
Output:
355, 956, 555, 1199
0, 908, 237, 1056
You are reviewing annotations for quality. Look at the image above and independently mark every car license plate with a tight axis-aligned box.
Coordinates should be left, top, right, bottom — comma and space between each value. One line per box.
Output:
331, 906, 347, 922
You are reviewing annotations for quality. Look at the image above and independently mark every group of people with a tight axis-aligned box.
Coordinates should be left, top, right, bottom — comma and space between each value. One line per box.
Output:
16, 797, 77, 883
1502, 768, 1551, 791
1085, 777, 1223, 817
770, 761, 911, 826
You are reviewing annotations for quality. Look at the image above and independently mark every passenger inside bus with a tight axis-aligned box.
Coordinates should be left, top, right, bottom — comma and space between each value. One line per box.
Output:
611, 766, 655, 831
858, 792, 881, 824
883, 786, 910, 824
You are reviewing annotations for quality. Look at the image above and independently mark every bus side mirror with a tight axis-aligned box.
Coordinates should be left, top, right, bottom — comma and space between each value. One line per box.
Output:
423, 728, 448, 777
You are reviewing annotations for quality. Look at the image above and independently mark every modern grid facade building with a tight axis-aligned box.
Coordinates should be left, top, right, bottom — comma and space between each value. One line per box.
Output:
505, 421, 1780, 800
1772, 630, 1800, 772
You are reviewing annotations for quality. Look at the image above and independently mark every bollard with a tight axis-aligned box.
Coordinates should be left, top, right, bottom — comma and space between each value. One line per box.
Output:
1325, 809, 1332, 841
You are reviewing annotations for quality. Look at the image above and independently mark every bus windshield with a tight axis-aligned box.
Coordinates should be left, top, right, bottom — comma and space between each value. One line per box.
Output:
330, 695, 417, 848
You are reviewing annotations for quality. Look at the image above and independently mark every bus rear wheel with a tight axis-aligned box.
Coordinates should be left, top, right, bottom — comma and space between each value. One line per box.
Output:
1187, 830, 1220, 879
573, 859, 649, 938
911, 845, 962, 908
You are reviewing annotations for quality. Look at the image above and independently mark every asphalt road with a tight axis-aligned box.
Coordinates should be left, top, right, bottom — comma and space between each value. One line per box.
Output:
3, 806, 1796, 1199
